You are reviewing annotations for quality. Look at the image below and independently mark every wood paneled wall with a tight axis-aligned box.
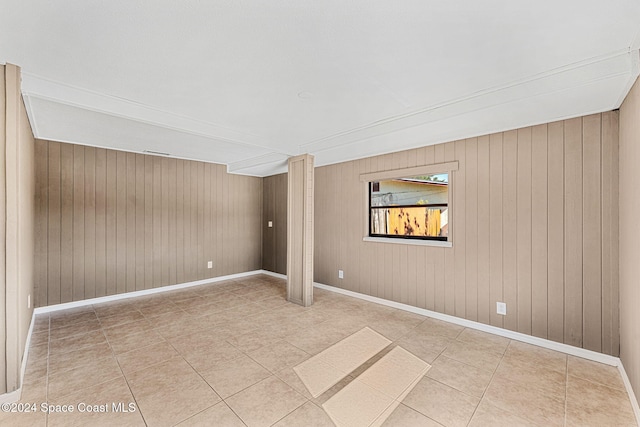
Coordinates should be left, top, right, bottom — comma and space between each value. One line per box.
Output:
2, 64, 36, 393
619, 76, 640, 404
306, 113, 619, 355
262, 173, 287, 275
34, 140, 262, 307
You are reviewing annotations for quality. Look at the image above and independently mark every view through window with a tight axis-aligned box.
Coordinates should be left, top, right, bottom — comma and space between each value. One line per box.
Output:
369, 173, 448, 241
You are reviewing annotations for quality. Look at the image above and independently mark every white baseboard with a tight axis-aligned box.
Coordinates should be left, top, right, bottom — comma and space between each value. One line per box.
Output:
311, 280, 640, 425
34, 270, 264, 314
619, 360, 640, 424
6, 269, 639, 425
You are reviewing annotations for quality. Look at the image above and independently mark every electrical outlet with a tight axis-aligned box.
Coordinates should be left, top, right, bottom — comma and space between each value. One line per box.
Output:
496, 302, 507, 315
207, 261, 213, 269
338, 270, 344, 279
268, 221, 273, 228
28, 294, 31, 309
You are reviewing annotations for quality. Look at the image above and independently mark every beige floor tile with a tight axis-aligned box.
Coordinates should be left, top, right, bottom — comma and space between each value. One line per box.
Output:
93, 301, 139, 318
116, 341, 179, 375
483, 374, 565, 426
0, 407, 47, 427
504, 340, 567, 374
201, 354, 271, 398
284, 324, 349, 355
126, 357, 221, 427
568, 355, 626, 390
468, 400, 536, 427
566, 375, 636, 426
381, 404, 443, 427
47, 355, 123, 399
176, 402, 246, 427
26, 342, 49, 365
48, 341, 114, 375
182, 340, 244, 373
50, 308, 97, 329
20, 375, 48, 402
98, 310, 145, 329
32, 314, 50, 332
226, 376, 307, 427
403, 377, 479, 427
323, 379, 395, 427
168, 327, 235, 355
493, 353, 566, 396
29, 331, 50, 347
47, 376, 144, 427
456, 328, 510, 354
294, 357, 349, 398
426, 355, 494, 398
441, 340, 504, 372
413, 318, 464, 339
273, 401, 334, 427
107, 328, 166, 354
49, 318, 103, 341
227, 329, 285, 353
248, 340, 310, 372
102, 318, 155, 341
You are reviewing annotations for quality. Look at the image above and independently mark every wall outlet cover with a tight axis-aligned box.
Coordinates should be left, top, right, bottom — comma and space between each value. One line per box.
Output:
496, 302, 507, 315
207, 261, 213, 269
338, 270, 344, 279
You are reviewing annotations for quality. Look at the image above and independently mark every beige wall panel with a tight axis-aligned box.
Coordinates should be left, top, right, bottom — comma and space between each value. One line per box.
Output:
443, 141, 456, 315
34, 140, 48, 307
465, 138, 478, 322
84, 146, 96, 299
115, 151, 127, 294
95, 148, 107, 298
60, 143, 74, 303
619, 76, 640, 404
126, 152, 136, 293
547, 121, 565, 343
516, 127, 532, 335
502, 130, 518, 332
564, 117, 583, 347
531, 124, 548, 339
0, 64, 6, 393
47, 142, 62, 304
476, 135, 491, 325
72, 145, 85, 301
582, 114, 603, 352
453, 140, 466, 318
489, 133, 504, 328
34, 141, 261, 305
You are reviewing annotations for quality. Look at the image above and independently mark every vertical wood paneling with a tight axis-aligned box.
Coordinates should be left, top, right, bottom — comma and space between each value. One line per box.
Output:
105, 150, 117, 296
454, 140, 466, 318
531, 124, 548, 339
60, 143, 74, 303
564, 117, 583, 347
489, 133, 503, 328
126, 153, 136, 293
47, 143, 61, 305
516, 127, 532, 334
547, 121, 565, 343
582, 114, 602, 352
35, 141, 262, 306
34, 140, 48, 307
84, 147, 96, 299
502, 130, 518, 331
465, 138, 478, 321
95, 148, 106, 297
135, 154, 145, 290
115, 151, 127, 294
476, 135, 490, 325
444, 142, 456, 315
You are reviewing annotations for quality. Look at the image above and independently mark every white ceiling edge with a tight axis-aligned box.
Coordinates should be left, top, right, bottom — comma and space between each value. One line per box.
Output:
243, 52, 640, 177
21, 72, 289, 156
21, 48, 640, 178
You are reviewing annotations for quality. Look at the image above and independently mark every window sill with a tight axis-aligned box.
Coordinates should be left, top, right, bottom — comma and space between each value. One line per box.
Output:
362, 237, 452, 248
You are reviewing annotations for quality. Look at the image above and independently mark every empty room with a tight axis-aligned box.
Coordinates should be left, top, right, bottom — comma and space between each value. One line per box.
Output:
1, 1, 640, 426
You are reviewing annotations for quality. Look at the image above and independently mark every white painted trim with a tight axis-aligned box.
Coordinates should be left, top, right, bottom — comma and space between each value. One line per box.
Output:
260, 270, 287, 280
618, 361, 640, 425
34, 270, 263, 314
0, 311, 37, 404
312, 281, 620, 366
0, 389, 21, 404
362, 237, 452, 248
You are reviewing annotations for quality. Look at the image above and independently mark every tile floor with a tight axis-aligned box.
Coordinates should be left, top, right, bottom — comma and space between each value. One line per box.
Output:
1, 274, 637, 426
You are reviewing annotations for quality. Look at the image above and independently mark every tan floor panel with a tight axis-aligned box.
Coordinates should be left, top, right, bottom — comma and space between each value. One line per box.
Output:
322, 346, 431, 427
293, 327, 391, 397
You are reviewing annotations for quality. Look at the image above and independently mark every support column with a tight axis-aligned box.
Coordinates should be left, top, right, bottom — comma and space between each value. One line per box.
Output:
286, 154, 314, 306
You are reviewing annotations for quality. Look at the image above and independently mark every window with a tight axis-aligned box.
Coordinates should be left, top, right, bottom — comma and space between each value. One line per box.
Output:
369, 174, 449, 241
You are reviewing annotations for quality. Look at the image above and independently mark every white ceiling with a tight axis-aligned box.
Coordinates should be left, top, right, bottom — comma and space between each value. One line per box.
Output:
2, 1, 639, 176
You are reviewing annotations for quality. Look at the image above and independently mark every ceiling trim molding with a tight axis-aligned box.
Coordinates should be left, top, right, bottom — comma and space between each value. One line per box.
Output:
299, 49, 633, 154
227, 152, 289, 173
20, 73, 287, 154
614, 49, 640, 108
